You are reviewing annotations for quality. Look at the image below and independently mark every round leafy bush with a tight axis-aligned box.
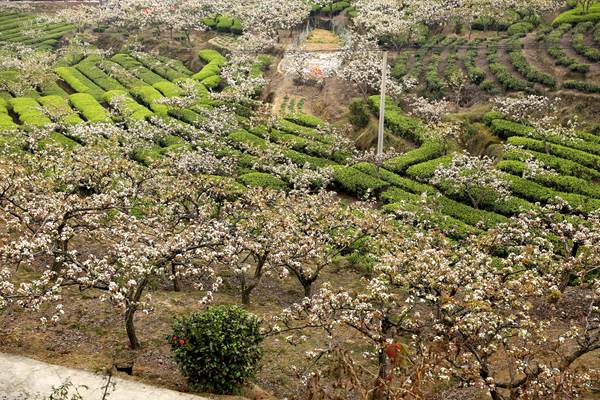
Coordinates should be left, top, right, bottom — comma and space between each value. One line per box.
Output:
349, 99, 370, 128
168, 305, 263, 394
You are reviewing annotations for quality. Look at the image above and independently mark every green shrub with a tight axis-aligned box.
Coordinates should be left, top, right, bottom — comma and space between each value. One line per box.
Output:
508, 22, 534, 36
424, 53, 445, 98
348, 99, 370, 128
479, 79, 496, 93
503, 173, 600, 214
483, 111, 504, 126
498, 159, 600, 198
392, 51, 410, 78
198, 49, 226, 66
111, 53, 166, 85
552, 3, 600, 25
130, 85, 169, 116
228, 129, 269, 150
201, 74, 222, 89
68, 93, 111, 123
381, 188, 507, 228
332, 165, 389, 197
192, 62, 221, 81
216, 15, 234, 31
563, 80, 600, 93
132, 52, 188, 81
571, 22, 600, 61
238, 172, 286, 190
506, 37, 556, 87
201, 16, 217, 28
486, 40, 532, 91
284, 113, 325, 128
40, 80, 69, 98
353, 162, 436, 195
169, 305, 263, 394
9, 97, 52, 128
38, 95, 84, 125
54, 66, 90, 94
507, 136, 600, 170
103, 90, 154, 121
152, 81, 183, 97
503, 147, 600, 180
282, 148, 336, 169
0, 97, 17, 130
464, 40, 486, 85
492, 118, 600, 155
75, 57, 125, 91
383, 141, 446, 173
546, 24, 590, 72
369, 96, 425, 144
276, 119, 328, 143
405, 155, 454, 181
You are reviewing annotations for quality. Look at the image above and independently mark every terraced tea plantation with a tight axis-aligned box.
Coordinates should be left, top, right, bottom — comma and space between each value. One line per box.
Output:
0, 1, 599, 400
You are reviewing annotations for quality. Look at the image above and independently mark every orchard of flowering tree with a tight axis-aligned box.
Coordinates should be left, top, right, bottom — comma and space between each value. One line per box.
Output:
0, 0, 599, 399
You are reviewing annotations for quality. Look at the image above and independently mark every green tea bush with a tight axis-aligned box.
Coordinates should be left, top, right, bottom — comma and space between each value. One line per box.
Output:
392, 51, 410, 78
228, 129, 269, 150
54, 66, 91, 94
369, 96, 424, 144
354, 162, 436, 195
552, 3, 600, 25
571, 22, 600, 62
9, 97, 52, 128
332, 165, 389, 197
38, 95, 84, 125
507, 136, 600, 170
198, 49, 227, 66
498, 159, 600, 198
276, 119, 327, 142
130, 85, 169, 116
464, 40, 486, 85
381, 187, 507, 228
192, 62, 221, 81
503, 147, 600, 180
75, 57, 125, 91
486, 40, 532, 92
506, 37, 556, 87
405, 155, 454, 181
284, 113, 325, 128
68, 93, 111, 123
239, 172, 286, 190
201, 75, 222, 89
383, 141, 446, 173
169, 306, 263, 394
348, 99, 370, 128
111, 54, 166, 85
133, 53, 188, 81
563, 80, 600, 93
103, 90, 154, 121
152, 81, 183, 97
0, 98, 17, 130
545, 24, 590, 72
507, 22, 534, 37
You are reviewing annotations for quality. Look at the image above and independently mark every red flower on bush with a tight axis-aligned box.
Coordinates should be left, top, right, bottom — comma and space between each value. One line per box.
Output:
172, 335, 178, 342
179, 339, 185, 346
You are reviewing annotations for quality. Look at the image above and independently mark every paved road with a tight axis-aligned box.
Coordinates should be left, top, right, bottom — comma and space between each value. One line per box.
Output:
0, 352, 210, 400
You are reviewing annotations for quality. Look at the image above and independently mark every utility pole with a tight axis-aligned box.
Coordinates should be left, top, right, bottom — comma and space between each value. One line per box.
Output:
377, 51, 388, 156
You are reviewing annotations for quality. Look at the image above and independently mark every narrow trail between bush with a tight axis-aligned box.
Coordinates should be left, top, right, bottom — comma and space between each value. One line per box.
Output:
0, 352, 210, 400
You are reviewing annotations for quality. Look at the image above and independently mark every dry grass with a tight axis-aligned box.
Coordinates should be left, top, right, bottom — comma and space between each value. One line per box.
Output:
0, 263, 369, 400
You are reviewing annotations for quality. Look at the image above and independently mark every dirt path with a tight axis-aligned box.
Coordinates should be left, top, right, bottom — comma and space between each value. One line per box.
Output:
475, 40, 497, 84
497, 38, 531, 84
0, 352, 211, 400
561, 31, 600, 75
522, 32, 567, 84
